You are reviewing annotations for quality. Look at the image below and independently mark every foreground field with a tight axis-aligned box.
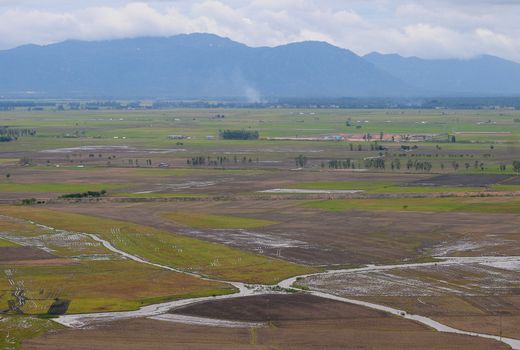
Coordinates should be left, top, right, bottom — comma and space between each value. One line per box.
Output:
23, 294, 508, 350
0, 214, 234, 349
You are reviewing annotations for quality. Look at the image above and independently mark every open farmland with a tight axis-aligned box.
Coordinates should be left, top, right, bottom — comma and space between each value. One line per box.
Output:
1, 107, 520, 349
21, 294, 509, 350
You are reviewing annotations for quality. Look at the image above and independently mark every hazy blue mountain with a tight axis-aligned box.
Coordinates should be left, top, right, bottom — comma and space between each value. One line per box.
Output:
0, 33, 411, 99
1, 33, 519, 99
364, 52, 520, 96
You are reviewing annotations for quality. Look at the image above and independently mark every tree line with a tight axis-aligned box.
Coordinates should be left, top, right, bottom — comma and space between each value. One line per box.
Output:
219, 129, 259, 140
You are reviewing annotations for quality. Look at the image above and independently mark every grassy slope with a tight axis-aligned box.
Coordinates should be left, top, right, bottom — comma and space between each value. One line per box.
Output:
0, 206, 316, 284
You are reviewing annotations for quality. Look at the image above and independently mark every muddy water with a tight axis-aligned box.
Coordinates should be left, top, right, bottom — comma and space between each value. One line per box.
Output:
19, 220, 520, 349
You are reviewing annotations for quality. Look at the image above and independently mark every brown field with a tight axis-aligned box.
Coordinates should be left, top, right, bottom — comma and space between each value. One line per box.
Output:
23, 294, 508, 350
0, 166, 428, 200
0, 246, 56, 261
301, 262, 520, 339
44, 199, 520, 266
359, 296, 520, 340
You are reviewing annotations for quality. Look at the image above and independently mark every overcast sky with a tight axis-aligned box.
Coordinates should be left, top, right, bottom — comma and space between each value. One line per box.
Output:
0, 0, 519, 62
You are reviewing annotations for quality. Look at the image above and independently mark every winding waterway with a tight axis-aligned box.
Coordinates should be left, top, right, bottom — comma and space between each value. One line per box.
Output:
22, 220, 520, 349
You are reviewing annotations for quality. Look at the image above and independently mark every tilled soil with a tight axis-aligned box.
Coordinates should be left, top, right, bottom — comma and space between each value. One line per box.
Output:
0, 246, 55, 261
171, 293, 388, 321
23, 296, 509, 349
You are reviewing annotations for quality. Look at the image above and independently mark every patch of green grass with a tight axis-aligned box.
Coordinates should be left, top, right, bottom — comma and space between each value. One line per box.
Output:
0, 182, 127, 193
289, 181, 485, 193
164, 212, 278, 229
0, 316, 61, 350
0, 158, 18, 164
0, 206, 316, 284
0, 237, 18, 247
303, 197, 520, 214
0, 215, 235, 316
0, 259, 233, 315
491, 184, 520, 191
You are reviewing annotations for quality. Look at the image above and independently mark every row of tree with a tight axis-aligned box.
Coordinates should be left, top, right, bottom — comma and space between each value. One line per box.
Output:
324, 159, 354, 169
0, 127, 36, 137
60, 190, 107, 199
188, 155, 258, 166
219, 129, 259, 140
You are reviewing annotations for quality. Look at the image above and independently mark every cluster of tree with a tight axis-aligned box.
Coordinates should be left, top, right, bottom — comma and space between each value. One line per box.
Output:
295, 155, 308, 168
406, 160, 433, 172
60, 190, 107, 199
187, 155, 256, 167
390, 158, 401, 170
348, 144, 364, 151
514, 160, 520, 173
125, 159, 152, 167
0, 135, 14, 142
0, 126, 36, 137
513, 118, 520, 123
219, 129, 259, 140
325, 159, 354, 169
362, 133, 374, 141
0, 101, 54, 109
364, 158, 385, 169
0, 127, 36, 141
370, 143, 387, 151
465, 160, 485, 170
21, 198, 37, 205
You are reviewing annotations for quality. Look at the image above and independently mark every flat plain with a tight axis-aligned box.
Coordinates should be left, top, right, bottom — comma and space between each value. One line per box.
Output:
1, 107, 520, 349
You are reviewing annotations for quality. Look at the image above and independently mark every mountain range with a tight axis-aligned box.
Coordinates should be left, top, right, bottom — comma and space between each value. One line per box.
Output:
1, 33, 519, 99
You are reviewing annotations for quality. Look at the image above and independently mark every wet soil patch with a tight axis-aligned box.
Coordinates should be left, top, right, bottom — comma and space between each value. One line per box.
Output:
0, 246, 55, 261
171, 293, 387, 322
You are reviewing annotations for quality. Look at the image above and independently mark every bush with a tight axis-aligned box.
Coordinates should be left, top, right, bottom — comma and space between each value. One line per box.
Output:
60, 190, 107, 199
0, 135, 15, 142
219, 129, 259, 140
21, 198, 37, 205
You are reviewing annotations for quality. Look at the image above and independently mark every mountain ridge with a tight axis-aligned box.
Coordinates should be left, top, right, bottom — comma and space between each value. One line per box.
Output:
0, 33, 519, 99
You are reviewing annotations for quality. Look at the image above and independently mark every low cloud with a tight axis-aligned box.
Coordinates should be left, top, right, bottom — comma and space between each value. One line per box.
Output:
0, 0, 519, 62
